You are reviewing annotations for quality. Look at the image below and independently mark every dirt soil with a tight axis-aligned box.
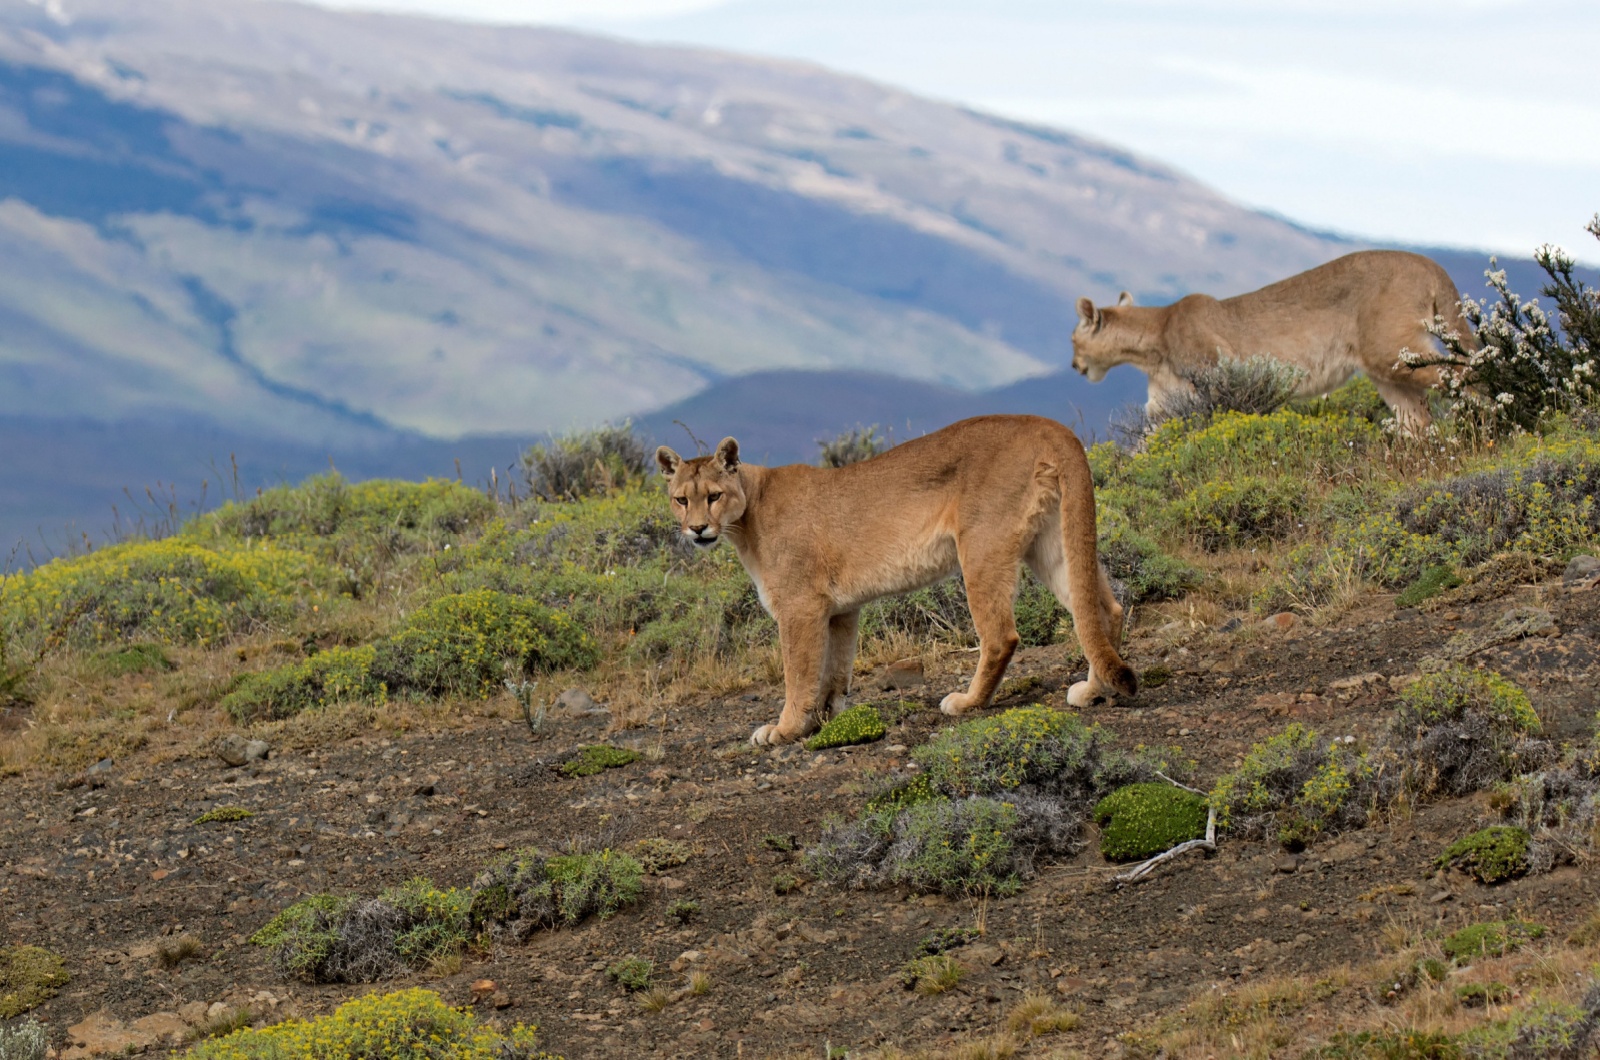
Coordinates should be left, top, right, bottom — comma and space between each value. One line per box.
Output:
3, 581, 1600, 1058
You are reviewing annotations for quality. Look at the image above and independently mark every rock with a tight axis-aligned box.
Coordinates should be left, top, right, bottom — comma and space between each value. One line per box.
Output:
413, 781, 436, 797
1261, 612, 1299, 632
470, 979, 497, 1003
243, 739, 270, 763
1218, 617, 1243, 633
177, 1001, 210, 1025
85, 757, 114, 776
206, 1002, 232, 1021
880, 658, 925, 690
1563, 555, 1600, 587
1274, 853, 1302, 874
215, 734, 251, 768
554, 688, 607, 716
491, 990, 513, 1009
1328, 673, 1386, 699
1445, 605, 1559, 659
129, 1012, 188, 1044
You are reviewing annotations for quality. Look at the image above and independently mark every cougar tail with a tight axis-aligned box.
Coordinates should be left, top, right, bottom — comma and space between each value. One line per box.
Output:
1059, 434, 1138, 699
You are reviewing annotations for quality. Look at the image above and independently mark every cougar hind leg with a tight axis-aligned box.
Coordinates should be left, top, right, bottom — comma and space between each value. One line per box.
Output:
1025, 513, 1126, 707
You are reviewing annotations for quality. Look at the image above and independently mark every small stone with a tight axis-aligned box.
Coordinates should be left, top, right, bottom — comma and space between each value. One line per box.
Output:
413, 781, 436, 797
471, 978, 497, 1002
151, 869, 171, 881
129, 1012, 188, 1044
1274, 853, 1301, 874
1262, 612, 1299, 632
1429, 890, 1454, 904
1218, 617, 1243, 633
85, 757, 115, 776
206, 1002, 231, 1020
242, 739, 270, 763
881, 658, 926, 690
491, 990, 512, 1009
1563, 555, 1600, 586
177, 1001, 209, 1025
215, 734, 250, 768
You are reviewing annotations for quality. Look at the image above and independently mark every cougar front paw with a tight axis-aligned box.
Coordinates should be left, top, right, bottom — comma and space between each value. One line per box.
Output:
1067, 679, 1114, 709
750, 724, 798, 746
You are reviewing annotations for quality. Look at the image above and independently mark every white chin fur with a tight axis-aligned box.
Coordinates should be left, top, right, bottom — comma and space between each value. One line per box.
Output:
1087, 366, 1108, 383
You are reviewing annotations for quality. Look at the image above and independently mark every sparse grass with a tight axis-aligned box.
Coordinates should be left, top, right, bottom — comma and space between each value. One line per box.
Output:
915, 926, 980, 957
666, 900, 699, 924
155, 935, 206, 969
687, 971, 711, 996
1441, 921, 1545, 964
1005, 989, 1079, 1036
636, 985, 673, 1012
193, 805, 255, 825
901, 954, 963, 995
761, 832, 795, 852
773, 872, 800, 896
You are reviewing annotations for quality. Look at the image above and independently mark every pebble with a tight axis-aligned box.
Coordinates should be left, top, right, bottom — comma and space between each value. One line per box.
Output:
1274, 853, 1302, 874
1218, 617, 1243, 633
215, 735, 270, 767
881, 657, 926, 690
1261, 612, 1299, 632
554, 688, 608, 716
1563, 554, 1600, 586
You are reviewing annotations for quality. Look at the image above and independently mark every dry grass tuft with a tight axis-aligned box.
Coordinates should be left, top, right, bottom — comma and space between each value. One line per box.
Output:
154, 935, 205, 970
1005, 989, 1080, 1037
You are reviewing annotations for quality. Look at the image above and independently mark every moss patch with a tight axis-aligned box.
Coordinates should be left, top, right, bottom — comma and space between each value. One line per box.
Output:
1442, 920, 1544, 964
1093, 783, 1209, 861
1438, 826, 1531, 884
804, 704, 887, 750
560, 745, 640, 778
0, 945, 70, 1018
194, 805, 256, 825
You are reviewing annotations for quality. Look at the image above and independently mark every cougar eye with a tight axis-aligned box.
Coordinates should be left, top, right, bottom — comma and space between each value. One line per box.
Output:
707, 492, 723, 503
673, 497, 688, 507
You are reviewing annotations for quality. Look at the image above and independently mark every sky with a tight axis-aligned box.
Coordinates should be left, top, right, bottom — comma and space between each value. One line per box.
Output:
319, 0, 1600, 258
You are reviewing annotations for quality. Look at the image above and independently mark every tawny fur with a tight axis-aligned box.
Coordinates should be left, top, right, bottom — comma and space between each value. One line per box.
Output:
657, 415, 1137, 747
1071, 250, 1476, 431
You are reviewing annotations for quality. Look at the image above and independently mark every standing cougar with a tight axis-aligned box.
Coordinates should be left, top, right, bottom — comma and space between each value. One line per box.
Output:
656, 415, 1137, 746
1072, 250, 1474, 431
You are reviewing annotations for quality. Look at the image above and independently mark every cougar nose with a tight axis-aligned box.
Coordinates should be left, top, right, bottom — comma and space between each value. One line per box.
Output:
689, 523, 708, 535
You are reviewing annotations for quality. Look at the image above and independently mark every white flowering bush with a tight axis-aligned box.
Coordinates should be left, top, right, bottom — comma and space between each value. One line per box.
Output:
1407, 215, 1600, 433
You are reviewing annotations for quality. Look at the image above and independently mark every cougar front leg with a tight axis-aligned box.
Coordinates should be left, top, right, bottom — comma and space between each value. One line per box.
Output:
822, 610, 861, 719
751, 600, 831, 746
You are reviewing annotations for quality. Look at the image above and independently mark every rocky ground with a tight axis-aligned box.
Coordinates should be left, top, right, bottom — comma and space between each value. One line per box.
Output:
3, 568, 1599, 1058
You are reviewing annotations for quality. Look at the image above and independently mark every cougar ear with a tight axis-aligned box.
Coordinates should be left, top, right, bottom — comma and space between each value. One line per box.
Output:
1117, 290, 1135, 307
1075, 296, 1095, 324
655, 446, 682, 476
713, 436, 740, 472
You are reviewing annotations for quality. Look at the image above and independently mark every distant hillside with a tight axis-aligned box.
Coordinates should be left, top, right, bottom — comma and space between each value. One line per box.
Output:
0, 0, 1579, 553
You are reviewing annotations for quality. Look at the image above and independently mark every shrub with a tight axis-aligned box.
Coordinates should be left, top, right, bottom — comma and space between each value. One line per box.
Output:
470, 848, 643, 938
772, 872, 800, 895
560, 745, 639, 778
864, 774, 938, 815
914, 706, 1109, 802
818, 425, 889, 468
1209, 725, 1370, 844
0, 1020, 47, 1060
606, 957, 653, 992
380, 879, 473, 969
221, 644, 385, 723
666, 900, 699, 924
1093, 783, 1209, 861
0, 539, 321, 648
1096, 518, 1201, 602
860, 576, 975, 644
193, 475, 495, 552
1115, 357, 1308, 442
631, 837, 692, 874
1014, 574, 1068, 647
1127, 409, 1378, 497
1391, 668, 1540, 798
521, 422, 649, 502
901, 954, 963, 995
1174, 476, 1308, 550
1395, 564, 1462, 608
0, 945, 69, 1018
1407, 218, 1600, 433
178, 988, 550, 1060
805, 705, 888, 750
761, 833, 795, 852
870, 794, 1077, 897
194, 806, 255, 825
1441, 920, 1544, 964
1438, 826, 1531, 884
372, 590, 598, 697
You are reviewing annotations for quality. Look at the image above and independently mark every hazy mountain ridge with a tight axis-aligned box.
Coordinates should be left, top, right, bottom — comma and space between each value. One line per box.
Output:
0, 0, 1570, 554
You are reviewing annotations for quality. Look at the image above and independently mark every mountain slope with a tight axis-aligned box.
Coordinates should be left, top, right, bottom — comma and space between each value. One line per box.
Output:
0, 0, 1357, 441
